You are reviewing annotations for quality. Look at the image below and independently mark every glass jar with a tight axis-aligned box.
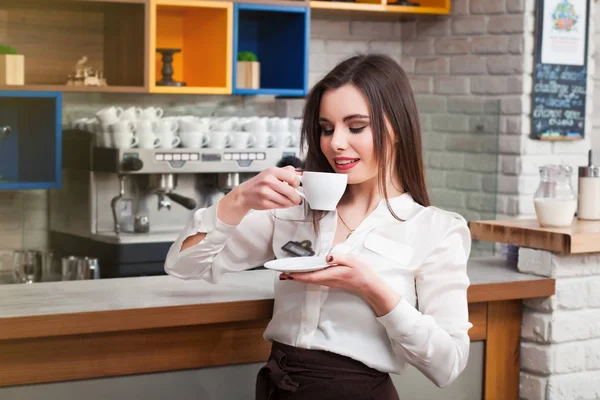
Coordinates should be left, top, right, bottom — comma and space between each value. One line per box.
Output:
533, 164, 577, 227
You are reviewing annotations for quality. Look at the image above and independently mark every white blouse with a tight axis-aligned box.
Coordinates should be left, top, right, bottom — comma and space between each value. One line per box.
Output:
164, 193, 473, 388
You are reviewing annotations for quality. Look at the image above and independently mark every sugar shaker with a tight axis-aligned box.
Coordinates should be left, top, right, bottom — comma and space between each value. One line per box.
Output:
578, 150, 600, 220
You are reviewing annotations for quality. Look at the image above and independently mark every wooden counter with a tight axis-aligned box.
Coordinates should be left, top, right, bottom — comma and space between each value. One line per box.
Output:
469, 218, 600, 254
0, 257, 555, 400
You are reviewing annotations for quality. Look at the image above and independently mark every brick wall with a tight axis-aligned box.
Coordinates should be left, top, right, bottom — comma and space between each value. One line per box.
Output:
519, 248, 600, 400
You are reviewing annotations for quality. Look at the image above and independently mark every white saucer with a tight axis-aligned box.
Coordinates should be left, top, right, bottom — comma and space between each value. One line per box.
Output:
263, 256, 331, 273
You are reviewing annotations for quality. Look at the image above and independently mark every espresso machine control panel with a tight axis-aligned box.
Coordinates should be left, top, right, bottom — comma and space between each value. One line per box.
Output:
93, 147, 300, 174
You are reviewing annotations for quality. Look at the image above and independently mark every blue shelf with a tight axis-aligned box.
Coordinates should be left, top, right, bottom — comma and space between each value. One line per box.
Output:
233, 3, 309, 97
0, 90, 62, 190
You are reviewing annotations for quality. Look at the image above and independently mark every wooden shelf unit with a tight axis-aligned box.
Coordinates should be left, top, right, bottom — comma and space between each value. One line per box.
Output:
310, 0, 449, 14
150, 0, 233, 94
0, 0, 147, 90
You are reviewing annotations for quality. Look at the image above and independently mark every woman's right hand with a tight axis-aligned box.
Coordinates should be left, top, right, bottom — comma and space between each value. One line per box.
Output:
217, 166, 302, 226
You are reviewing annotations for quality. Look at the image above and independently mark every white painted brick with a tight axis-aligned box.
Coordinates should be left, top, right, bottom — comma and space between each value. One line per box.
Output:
409, 77, 432, 93
445, 134, 497, 153
428, 152, 465, 169
501, 155, 520, 175
451, 16, 487, 36
522, 137, 553, 154
414, 57, 449, 75
488, 15, 526, 34
470, 0, 505, 14
488, 55, 524, 75
525, 0, 535, 12
508, 35, 524, 54
311, 19, 350, 39
310, 39, 325, 54
434, 37, 470, 55
369, 41, 401, 54
425, 169, 445, 188
429, 188, 466, 208
324, 39, 369, 54
464, 154, 498, 172
499, 136, 521, 154
420, 114, 431, 131
471, 36, 509, 54
502, 115, 526, 135
417, 18, 451, 37
521, 342, 586, 374
585, 339, 600, 370
433, 77, 470, 94
400, 58, 415, 74
451, 0, 469, 16
518, 248, 554, 277
350, 21, 394, 38
507, 76, 525, 94
469, 115, 500, 134
446, 171, 482, 191
415, 95, 446, 113
547, 371, 600, 400
399, 21, 416, 39
422, 132, 446, 151
518, 194, 536, 214
507, 0, 525, 13
447, 97, 484, 114
471, 76, 508, 94
552, 139, 590, 155
589, 278, 600, 308
502, 95, 529, 114
481, 175, 498, 193
522, 309, 552, 342
555, 278, 588, 309
467, 193, 497, 211
520, 372, 547, 400
506, 196, 520, 215
525, 14, 536, 33
402, 38, 434, 56
431, 114, 469, 132
451, 55, 487, 75
555, 253, 600, 277
524, 296, 557, 312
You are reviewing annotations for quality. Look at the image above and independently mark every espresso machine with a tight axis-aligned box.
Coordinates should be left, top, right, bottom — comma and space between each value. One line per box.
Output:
49, 130, 302, 278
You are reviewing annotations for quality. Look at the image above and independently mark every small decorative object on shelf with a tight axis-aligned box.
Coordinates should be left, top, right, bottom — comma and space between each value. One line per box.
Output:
0, 44, 24, 85
156, 48, 186, 87
237, 51, 260, 90
66, 56, 107, 87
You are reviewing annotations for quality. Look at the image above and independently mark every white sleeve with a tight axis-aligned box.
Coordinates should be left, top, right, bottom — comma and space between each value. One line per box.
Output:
376, 216, 472, 387
164, 200, 276, 283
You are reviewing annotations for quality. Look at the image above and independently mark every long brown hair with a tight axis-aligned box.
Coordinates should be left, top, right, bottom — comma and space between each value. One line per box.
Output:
300, 54, 430, 232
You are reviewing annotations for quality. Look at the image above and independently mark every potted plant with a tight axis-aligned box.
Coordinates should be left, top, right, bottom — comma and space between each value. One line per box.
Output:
237, 51, 260, 90
0, 44, 24, 85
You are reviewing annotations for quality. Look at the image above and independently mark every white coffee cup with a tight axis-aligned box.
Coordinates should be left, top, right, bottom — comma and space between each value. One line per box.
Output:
207, 131, 232, 149
140, 107, 164, 120
110, 120, 135, 134
180, 131, 208, 148
157, 120, 179, 134
111, 131, 139, 149
138, 132, 161, 149
231, 131, 256, 149
272, 131, 292, 148
254, 132, 274, 148
158, 130, 181, 149
120, 107, 142, 121
136, 120, 157, 135
295, 172, 347, 211
96, 106, 123, 125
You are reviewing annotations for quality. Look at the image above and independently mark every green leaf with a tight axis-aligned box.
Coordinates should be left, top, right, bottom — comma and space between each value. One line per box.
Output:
237, 51, 258, 62
0, 44, 18, 55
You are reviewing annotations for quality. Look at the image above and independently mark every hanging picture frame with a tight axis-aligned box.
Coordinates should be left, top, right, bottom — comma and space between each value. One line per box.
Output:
531, 0, 590, 141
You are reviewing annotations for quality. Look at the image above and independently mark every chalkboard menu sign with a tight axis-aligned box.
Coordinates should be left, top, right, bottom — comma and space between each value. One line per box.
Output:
531, 0, 590, 140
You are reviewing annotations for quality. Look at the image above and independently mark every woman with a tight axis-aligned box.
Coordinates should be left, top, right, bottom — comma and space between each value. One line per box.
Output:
165, 54, 472, 399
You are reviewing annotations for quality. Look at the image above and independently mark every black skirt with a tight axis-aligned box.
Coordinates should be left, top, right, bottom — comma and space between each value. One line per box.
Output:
256, 341, 399, 400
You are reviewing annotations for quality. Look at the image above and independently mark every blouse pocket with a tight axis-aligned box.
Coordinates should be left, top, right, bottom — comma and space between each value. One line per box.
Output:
363, 232, 415, 270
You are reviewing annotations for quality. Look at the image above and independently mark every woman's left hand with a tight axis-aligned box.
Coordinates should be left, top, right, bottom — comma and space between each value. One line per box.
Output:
281, 253, 377, 295
281, 253, 402, 317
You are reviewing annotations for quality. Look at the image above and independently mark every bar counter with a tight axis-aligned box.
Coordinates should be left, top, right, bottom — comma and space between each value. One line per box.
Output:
0, 257, 555, 399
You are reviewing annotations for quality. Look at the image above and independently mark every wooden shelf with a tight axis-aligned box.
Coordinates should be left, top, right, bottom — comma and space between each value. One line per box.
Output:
310, 0, 385, 11
469, 218, 600, 255
0, 84, 147, 93
150, 0, 233, 94
310, 0, 449, 14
